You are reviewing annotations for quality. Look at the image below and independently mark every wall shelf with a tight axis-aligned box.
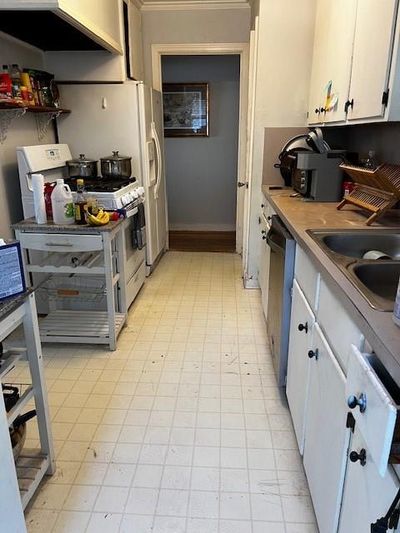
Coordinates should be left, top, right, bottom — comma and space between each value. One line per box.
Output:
0, 103, 70, 143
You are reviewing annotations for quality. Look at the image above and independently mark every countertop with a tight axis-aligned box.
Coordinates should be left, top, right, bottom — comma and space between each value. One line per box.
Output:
0, 289, 33, 321
12, 218, 124, 234
262, 185, 400, 384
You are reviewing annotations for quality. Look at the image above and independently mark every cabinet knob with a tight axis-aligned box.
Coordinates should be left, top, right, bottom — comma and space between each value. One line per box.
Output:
261, 204, 265, 208
349, 448, 366, 466
315, 108, 319, 114
308, 349, 318, 360
298, 322, 308, 333
262, 235, 267, 240
347, 393, 367, 413
267, 215, 272, 221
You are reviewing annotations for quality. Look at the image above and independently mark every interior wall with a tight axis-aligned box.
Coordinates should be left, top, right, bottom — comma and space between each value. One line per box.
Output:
0, 32, 54, 239
245, 0, 317, 287
162, 55, 240, 232
141, 7, 251, 86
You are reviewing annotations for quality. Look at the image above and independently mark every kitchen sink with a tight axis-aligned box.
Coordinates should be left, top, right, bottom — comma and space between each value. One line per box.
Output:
322, 232, 400, 260
308, 229, 400, 311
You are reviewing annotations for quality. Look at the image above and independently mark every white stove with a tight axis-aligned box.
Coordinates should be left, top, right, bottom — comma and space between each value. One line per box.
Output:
16, 143, 145, 219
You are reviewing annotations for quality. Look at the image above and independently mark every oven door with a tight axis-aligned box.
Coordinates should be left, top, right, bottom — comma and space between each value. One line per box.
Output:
122, 217, 146, 308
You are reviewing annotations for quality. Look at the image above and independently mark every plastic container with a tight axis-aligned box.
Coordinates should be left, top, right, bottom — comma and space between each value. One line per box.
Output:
51, 179, 75, 225
0, 64, 12, 100
10, 64, 22, 101
20, 72, 34, 106
394, 276, 400, 327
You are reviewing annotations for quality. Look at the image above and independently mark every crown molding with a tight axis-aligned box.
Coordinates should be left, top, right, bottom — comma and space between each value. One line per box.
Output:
141, 0, 249, 12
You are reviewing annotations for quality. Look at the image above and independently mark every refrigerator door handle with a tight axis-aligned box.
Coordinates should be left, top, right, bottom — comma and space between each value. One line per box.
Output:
151, 121, 162, 200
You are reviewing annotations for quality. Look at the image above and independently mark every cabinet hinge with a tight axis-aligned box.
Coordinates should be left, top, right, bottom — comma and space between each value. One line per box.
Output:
382, 89, 390, 106
346, 412, 356, 433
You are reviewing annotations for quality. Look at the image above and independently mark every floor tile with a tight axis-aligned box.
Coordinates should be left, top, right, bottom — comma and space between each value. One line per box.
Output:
24, 252, 317, 533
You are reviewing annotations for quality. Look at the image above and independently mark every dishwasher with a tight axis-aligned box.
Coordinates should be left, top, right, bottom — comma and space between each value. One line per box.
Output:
266, 215, 296, 387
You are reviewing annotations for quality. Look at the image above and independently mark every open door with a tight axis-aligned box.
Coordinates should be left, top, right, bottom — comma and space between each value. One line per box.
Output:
241, 17, 259, 280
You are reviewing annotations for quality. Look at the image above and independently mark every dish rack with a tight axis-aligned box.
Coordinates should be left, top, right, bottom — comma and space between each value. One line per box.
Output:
338, 163, 400, 225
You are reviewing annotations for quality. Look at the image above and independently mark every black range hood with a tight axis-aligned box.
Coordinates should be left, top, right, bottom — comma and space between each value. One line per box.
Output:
0, 10, 108, 51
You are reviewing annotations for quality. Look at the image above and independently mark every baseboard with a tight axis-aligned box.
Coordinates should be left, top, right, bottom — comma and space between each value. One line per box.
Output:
169, 223, 236, 231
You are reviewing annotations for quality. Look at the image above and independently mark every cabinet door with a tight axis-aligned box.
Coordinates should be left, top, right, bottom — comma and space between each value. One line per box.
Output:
338, 429, 399, 533
303, 324, 349, 533
258, 215, 270, 320
347, 0, 398, 121
286, 280, 315, 455
308, 0, 357, 124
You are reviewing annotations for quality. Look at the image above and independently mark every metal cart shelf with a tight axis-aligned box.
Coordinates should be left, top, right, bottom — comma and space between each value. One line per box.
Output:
0, 291, 54, 532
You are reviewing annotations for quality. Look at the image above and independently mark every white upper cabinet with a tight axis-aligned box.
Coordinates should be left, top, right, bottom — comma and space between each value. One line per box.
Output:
347, 0, 398, 121
308, 0, 357, 125
308, 0, 400, 125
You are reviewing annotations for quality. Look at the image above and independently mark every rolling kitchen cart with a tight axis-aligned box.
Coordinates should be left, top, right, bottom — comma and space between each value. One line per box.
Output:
13, 218, 127, 351
0, 290, 54, 532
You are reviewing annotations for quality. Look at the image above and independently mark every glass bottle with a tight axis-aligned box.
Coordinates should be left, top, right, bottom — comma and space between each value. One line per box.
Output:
74, 179, 87, 225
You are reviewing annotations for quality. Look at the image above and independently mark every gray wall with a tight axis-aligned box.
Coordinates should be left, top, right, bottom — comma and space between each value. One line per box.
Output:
0, 33, 54, 239
141, 8, 250, 86
162, 55, 240, 231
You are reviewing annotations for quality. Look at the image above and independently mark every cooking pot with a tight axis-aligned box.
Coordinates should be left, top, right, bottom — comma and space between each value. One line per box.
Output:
66, 154, 98, 178
100, 151, 132, 179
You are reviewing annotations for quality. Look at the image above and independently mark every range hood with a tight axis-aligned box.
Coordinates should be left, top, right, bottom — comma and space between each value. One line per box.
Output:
0, 2, 123, 54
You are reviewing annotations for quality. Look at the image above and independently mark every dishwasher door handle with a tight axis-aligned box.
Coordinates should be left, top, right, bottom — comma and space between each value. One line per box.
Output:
266, 234, 285, 255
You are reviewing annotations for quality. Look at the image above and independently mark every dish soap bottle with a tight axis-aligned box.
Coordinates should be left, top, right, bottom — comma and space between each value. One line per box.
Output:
51, 179, 75, 225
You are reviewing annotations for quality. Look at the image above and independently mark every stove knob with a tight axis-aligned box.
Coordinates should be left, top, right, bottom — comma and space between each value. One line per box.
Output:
132, 190, 139, 199
137, 186, 145, 196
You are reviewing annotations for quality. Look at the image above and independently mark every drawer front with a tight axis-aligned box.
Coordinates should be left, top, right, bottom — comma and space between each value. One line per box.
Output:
126, 261, 145, 309
18, 233, 103, 252
346, 345, 398, 477
294, 246, 320, 311
262, 198, 275, 222
318, 279, 364, 371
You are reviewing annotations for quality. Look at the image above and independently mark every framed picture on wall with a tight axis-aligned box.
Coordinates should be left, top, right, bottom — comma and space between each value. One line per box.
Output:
162, 82, 209, 137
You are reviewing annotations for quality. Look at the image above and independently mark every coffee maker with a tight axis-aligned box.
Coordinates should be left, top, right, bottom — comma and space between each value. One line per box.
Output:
293, 151, 345, 201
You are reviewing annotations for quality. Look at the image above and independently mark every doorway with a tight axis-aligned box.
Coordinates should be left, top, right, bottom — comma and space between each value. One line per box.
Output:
161, 54, 240, 253
151, 43, 249, 256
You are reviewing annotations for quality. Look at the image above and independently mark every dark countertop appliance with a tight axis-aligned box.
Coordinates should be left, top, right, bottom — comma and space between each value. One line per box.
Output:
275, 128, 345, 201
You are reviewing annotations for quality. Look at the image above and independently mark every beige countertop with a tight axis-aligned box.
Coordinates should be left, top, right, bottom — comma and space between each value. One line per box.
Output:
12, 217, 124, 234
262, 185, 400, 383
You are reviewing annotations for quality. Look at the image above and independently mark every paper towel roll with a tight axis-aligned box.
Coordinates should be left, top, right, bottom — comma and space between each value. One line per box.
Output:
32, 173, 47, 224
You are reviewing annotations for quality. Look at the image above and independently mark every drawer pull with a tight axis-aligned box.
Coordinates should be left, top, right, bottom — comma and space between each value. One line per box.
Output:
347, 393, 367, 413
308, 349, 318, 360
349, 448, 367, 466
47, 242, 74, 247
298, 322, 308, 334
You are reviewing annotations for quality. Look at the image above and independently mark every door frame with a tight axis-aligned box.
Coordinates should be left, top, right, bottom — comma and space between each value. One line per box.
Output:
151, 42, 250, 255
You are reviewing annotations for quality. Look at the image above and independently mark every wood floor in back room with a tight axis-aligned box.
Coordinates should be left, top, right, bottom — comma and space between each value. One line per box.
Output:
169, 231, 236, 253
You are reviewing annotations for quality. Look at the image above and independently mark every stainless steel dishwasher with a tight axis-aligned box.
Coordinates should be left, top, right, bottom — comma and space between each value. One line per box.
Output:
266, 215, 296, 387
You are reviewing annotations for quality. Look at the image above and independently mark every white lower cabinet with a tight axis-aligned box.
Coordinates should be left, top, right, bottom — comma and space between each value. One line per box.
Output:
338, 429, 399, 533
286, 279, 315, 454
303, 324, 350, 533
258, 214, 271, 320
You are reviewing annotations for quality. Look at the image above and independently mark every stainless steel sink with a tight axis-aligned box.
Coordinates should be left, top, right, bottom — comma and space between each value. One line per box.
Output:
308, 229, 400, 311
322, 232, 400, 260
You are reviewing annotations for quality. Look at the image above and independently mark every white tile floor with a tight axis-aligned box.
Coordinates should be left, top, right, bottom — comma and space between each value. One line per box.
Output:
15, 251, 317, 532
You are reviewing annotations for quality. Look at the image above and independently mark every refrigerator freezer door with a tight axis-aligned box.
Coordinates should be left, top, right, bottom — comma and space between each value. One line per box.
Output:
139, 84, 167, 269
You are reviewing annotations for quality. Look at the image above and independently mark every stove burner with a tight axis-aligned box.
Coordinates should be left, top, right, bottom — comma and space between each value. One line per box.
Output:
65, 176, 137, 193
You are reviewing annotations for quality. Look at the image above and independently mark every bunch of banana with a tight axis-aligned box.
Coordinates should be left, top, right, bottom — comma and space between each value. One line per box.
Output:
87, 209, 110, 226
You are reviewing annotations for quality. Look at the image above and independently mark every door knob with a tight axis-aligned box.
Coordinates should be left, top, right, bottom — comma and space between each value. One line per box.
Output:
308, 349, 318, 360
349, 448, 366, 466
298, 322, 308, 333
347, 393, 367, 413
238, 181, 247, 188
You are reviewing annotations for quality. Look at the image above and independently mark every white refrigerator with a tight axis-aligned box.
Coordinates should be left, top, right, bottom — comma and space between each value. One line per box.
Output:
57, 81, 168, 272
